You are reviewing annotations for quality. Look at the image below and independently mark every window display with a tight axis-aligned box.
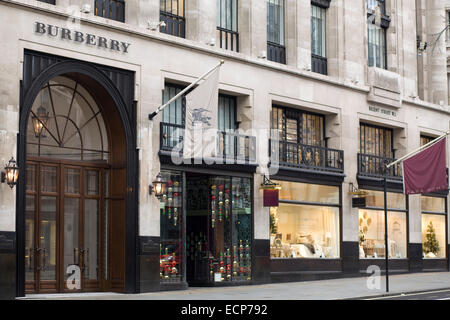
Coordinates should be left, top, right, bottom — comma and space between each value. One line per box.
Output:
270, 181, 340, 259
421, 196, 447, 259
208, 177, 252, 282
358, 210, 407, 258
160, 170, 183, 283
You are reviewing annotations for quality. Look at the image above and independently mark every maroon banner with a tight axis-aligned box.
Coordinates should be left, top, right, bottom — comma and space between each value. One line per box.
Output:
403, 138, 448, 195
263, 189, 279, 207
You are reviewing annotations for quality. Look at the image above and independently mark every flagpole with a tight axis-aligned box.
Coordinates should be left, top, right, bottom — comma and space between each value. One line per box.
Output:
148, 60, 225, 120
383, 170, 389, 293
386, 131, 449, 168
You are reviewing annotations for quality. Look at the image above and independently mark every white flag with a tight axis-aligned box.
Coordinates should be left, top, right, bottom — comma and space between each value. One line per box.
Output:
183, 67, 220, 160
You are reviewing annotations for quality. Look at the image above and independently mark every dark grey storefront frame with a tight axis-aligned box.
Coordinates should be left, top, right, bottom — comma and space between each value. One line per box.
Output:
13, 50, 139, 298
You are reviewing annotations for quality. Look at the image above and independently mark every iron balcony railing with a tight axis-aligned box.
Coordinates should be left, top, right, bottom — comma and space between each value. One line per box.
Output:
312, 54, 328, 75
217, 27, 239, 52
267, 42, 286, 64
357, 153, 402, 179
160, 122, 256, 162
269, 140, 344, 173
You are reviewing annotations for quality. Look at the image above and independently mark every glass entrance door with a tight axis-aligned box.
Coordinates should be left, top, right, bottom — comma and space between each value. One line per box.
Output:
25, 161, 105, 294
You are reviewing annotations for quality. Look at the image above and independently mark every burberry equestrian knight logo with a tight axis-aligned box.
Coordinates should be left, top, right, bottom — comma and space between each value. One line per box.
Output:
34, 22, 131, 53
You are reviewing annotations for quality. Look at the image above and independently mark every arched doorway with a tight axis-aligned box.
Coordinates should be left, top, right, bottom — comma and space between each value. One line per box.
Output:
21, 71, 128, 294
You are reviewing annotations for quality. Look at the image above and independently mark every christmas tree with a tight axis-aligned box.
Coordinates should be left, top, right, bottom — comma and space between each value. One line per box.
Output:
423, 221, 440, 256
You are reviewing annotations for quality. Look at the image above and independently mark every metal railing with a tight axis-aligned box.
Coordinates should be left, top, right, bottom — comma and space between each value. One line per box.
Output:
160, 11, 186, 38
217, 27, 239, 52
312, 54, 328, 75
357, 153, 402, 179
267, 42, 286, 64
160, 122, 256, 162
270, 140, 344, 173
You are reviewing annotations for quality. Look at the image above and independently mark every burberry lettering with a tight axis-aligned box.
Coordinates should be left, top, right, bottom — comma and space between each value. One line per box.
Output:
34, 22, 131, 53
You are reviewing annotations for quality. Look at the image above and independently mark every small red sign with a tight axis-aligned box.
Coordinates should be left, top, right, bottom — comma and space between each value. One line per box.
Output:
263, 189, 279, 207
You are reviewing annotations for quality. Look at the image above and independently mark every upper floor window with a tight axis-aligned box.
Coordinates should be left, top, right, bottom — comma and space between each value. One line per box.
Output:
366, 0, 389, 69
267, 0, 286, 64
218, 94, 237, 131
37, 0, 55, 4
160, 0, 186, 38
217, 0, 239, 52
271, 106, 325, 147
311, 3, 327, 75
162, 83, 185, 126
359, 123, 393, 158
446, 11, 450, 43
420, 135, 435, 147
94, 0, 125, 23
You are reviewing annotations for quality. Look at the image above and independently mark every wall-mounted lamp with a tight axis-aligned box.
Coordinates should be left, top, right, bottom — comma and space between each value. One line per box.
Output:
150, 173, 166, 199
1, 157, 19, 189
32, 105, 49, 138
417, 38, 428, 56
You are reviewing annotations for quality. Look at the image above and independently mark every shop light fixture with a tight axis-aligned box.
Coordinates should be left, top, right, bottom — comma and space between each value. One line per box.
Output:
1, 157, 19, 189
32, 105, 50, 138
150, 173, 166, 199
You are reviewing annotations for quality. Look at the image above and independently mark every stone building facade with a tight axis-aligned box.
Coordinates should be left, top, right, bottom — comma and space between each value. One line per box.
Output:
0, 0, 450, 299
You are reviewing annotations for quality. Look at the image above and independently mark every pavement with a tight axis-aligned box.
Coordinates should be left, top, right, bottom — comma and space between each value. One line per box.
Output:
21, 271, 450, 300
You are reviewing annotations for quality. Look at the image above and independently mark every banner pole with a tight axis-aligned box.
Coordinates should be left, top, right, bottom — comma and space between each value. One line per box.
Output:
148, 60, 224, 120
383, 172, 389, 293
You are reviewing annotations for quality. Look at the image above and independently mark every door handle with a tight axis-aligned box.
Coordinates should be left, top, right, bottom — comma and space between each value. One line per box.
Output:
35, 248, 42, 271
42, 248, 47, 271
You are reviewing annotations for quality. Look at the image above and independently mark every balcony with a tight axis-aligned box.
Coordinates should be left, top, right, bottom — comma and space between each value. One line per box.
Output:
160, 122, 256, 163
357, 153, 402, 180
269, 140, 344, 174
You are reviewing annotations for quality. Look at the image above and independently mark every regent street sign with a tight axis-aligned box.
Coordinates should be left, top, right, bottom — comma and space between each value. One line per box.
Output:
34, 22, 131, 53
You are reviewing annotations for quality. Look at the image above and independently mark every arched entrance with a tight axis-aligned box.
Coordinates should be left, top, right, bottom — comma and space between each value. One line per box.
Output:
17, 54, 137, 295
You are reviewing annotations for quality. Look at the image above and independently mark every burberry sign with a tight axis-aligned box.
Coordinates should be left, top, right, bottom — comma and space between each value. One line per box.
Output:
34, 22, 131, 53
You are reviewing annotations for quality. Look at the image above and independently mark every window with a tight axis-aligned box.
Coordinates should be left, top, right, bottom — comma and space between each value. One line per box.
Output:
218, 95, 237, 132
447, 11, 450, 42
94, 0, 125, 23
311, 5, 327, 75
420, 135, 435, 147
358, 123, 400, 177
270, 181, 340, 259
217, 0, 239, 52
421, 196, 447, 259
359, 190, 407, 259
271, 106, 325, 147
160, 84, 185, 151
359, 123, 393, 158
267, 0, 286, 64
366, 0, 388, 69
160, 170, 183, 283
160, 0, 186, 38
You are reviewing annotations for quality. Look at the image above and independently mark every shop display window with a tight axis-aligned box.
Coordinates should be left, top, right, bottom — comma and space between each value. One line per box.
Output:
421, 196, 447, 259
270, 181, 340, 259
160, 170, 183, 283
358, 210, 407, 259
207, 177, 252, 282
